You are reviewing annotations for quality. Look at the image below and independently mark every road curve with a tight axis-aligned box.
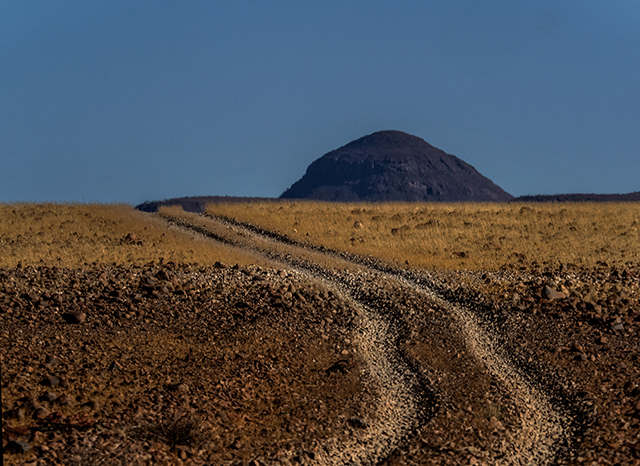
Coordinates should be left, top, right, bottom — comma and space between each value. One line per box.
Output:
157, 211, 573, 465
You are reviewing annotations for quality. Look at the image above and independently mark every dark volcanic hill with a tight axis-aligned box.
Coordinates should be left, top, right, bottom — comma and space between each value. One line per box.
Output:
280, 130, 513, 202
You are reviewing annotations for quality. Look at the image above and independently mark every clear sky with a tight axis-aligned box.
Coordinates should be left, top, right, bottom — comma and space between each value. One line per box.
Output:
1, 1, 639, 204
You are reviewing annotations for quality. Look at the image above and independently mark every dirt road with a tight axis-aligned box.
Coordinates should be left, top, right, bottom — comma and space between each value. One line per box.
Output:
161, 212, 575, 465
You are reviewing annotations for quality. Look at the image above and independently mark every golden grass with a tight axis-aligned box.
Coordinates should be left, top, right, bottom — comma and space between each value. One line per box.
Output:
206, 201, 640, 271
156, 205, 272, 267
0, 203, 263, 268
160, 205, 363, 272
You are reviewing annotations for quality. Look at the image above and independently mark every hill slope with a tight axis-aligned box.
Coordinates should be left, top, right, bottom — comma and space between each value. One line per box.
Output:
280, 130, 513, 202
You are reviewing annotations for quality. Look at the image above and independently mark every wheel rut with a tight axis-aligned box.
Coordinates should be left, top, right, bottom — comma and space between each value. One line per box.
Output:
156, 212, 574, 465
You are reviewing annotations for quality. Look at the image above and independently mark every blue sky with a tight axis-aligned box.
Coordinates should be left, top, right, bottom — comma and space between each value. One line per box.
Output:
1, 1, 639, 203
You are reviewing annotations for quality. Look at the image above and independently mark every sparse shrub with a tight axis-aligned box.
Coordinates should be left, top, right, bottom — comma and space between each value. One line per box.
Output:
131, 413, 210, 451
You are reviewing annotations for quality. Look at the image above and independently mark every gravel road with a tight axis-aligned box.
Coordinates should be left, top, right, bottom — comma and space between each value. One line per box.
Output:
162, 212, 576, 465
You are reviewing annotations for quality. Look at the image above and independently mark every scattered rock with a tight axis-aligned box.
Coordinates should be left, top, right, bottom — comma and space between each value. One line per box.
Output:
4, 440, 32, 454
489, 416, 504, 431
325, 359, 351, 374
81, 400, 97, 410
53, 393, 69, 406
33, 407, 50, 419
40, 391, 57, 402
544, 285, 567, 300
45, 355, 62, 367
167, 382, 190, 393
109, 360, 124, 371
611, 318, 624, 331
41, 374, 60, 387
62, 311, 86, 324
5, 408, 26, 421
177, 383, 190, 393
348, 417, 369, 429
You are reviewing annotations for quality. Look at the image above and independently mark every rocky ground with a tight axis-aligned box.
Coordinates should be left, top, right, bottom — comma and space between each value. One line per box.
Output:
1, 263, 368, 465
3, 217, 640, 465
434, 263, 640, 465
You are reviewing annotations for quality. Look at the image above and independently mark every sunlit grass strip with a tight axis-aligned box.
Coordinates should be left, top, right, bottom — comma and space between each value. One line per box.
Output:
206, 201, 640, 271
156, 205, 272, 267
0, 203, 262, 268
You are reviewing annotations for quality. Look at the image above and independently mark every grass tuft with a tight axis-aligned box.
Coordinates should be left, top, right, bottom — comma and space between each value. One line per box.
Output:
131, 413, 211, 451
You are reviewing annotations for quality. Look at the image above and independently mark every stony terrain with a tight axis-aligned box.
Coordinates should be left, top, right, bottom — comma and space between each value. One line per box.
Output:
3, 211, 640, 465
404, 264, 640, 465
1, 264, 366, 465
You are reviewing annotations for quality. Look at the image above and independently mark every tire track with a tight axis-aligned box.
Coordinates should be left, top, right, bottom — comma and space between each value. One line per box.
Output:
157, 212, 573, 465
403, 282, 569, 465
158, 213, 432, 465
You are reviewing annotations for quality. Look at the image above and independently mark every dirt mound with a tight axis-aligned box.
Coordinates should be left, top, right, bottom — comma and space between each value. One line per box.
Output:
281, 130, 513, 202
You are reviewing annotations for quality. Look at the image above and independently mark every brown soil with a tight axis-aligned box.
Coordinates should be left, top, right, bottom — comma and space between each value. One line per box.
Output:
3, 213, 640, 465
1, 265, 366, 465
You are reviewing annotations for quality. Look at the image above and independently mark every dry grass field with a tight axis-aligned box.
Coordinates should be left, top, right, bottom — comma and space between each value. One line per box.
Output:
206, 201, 640, 271
0, 203, 264, 268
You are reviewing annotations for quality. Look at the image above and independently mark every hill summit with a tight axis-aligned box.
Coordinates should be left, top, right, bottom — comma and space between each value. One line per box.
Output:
280, 130, 513, 202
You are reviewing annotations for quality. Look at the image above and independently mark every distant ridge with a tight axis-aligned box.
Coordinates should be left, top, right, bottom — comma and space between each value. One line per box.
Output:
135, 196, 277, 213
280, 130, 513, 202
134, 131, 638, 209
135, 191, 640, 212
513, 192, 640, 203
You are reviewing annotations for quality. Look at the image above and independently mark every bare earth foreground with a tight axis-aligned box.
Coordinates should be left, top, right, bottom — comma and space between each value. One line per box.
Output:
2, 206, 640, 465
